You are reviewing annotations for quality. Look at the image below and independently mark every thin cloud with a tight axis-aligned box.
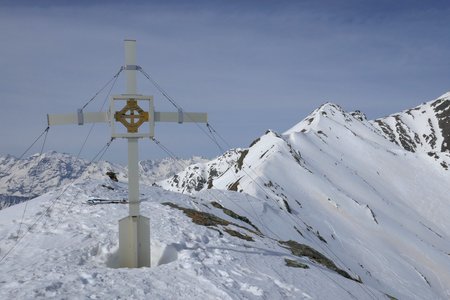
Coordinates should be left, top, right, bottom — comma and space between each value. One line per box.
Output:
1, 2, 449, 163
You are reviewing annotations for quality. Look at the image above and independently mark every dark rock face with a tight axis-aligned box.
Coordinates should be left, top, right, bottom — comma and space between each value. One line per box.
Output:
393, 116, 417, 152
431, 99, 450, 152
373, 120, 399, 146
373, 97, 450, 154
0, 195, 32, 210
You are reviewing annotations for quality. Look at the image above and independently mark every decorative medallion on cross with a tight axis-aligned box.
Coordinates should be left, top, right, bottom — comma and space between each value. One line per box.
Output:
114, 99, 149, 133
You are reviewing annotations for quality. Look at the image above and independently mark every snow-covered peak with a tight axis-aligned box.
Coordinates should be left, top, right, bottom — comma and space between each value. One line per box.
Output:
349, 110, 368, 121
283, 102, 349, 134
283, 92, 450, 156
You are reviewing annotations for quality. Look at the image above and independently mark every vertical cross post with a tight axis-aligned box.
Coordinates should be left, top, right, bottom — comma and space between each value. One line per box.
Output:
125, 39, 137, 95
118, 39, 151, 268
124, 39, 140, 217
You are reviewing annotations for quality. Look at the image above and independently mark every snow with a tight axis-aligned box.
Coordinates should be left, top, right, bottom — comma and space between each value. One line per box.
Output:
0, 182, 385, 299
1, 94, 450, 299
437, 91, 450, 100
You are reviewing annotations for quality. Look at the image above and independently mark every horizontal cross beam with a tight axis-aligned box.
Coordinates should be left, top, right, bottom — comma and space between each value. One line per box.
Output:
155, 111, 207, 123
47, 111, 108, 126
47, 110, 207, 126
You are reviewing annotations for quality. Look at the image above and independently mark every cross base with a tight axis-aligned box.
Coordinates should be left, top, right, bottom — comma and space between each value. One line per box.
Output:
119, 215, 151, 268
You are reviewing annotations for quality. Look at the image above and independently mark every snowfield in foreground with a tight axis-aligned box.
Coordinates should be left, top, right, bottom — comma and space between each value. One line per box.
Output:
0, 181, 385, 299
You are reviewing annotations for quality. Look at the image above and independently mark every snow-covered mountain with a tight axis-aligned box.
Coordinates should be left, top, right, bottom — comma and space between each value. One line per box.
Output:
1, 93, 449, 299
0, 151, 114, 209
0, 151, 207, 209
160, 93, 450, 299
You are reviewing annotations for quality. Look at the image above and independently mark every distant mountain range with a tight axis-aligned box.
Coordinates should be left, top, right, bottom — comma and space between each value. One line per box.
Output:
0, 152, 206, 209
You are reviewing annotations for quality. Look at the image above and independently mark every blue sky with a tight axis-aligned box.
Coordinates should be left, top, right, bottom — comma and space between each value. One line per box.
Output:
1, 1, 450, 164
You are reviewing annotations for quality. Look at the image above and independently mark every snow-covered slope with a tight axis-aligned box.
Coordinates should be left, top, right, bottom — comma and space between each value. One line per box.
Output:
0, 180, 388, 299
161, 98, 450, 299
0, 152, 207, 209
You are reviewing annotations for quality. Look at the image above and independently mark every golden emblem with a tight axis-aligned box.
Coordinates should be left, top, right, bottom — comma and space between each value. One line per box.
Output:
114, 99, 149, 133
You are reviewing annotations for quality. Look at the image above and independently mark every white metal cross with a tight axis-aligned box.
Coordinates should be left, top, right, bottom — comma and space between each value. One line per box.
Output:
47, 39, 207, 268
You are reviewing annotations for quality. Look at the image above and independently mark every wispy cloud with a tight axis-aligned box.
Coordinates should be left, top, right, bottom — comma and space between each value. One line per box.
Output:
1, 1, 450, 163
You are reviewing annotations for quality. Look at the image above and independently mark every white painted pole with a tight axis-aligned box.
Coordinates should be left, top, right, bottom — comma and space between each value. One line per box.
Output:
128, 138, 140, 216
124, 39, 137, 94
119, 39, 150, 267
124, 39, 140, 217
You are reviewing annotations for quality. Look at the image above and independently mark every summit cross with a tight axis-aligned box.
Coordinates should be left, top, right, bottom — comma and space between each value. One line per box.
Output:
47, 39, 208, 268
